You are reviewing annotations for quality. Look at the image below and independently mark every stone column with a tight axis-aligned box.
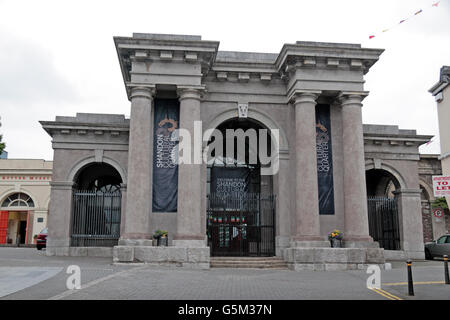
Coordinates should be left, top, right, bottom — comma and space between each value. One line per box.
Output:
339, 92, 374, 247
394, 189, 425, 259
173, 87, 205, 247
121, 86, 154, 240
46, 181, 74, 256
291, 91, 326, 246
119, 183, 127, 237
275, 152, 292, 255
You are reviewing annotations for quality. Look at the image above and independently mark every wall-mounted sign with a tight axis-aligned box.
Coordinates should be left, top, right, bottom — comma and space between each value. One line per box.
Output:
432, 175, 450, 197
1, 176, 51, 181
433, 208, 444, 219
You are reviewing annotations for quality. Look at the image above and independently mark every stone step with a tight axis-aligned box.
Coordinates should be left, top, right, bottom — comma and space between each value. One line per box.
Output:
211, 263, 288, 269
211, 256, 284, 261
210, 257, 288, 269
212, 265, 288, 268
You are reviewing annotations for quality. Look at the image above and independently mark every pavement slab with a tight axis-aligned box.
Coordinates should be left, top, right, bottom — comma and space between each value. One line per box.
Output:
0, 266, 63, 297
0, 248, 449, 300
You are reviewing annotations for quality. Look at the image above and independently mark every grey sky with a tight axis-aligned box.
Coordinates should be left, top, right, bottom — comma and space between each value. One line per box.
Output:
0, 0, 449, 160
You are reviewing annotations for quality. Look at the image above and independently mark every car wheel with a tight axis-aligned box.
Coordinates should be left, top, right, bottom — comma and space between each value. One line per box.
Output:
36, 245, 42, 251
425, 249, 432, 260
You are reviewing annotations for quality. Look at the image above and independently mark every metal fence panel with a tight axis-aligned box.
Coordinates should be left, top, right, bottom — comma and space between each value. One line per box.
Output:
367, 196, 400, 250
71, 190, 121, 247
207, 193, 276, 257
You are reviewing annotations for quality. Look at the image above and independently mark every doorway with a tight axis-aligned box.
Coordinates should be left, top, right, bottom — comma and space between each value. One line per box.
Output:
206, 118, 275, 256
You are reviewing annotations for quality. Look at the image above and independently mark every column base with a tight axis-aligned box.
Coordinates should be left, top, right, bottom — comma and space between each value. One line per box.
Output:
283, 247, 385, 271
113, 244, 210, 269
118, 238, 154, 246
290, 240, 331, 248
275, 236, 290, 257
120, 233, 153, 240
45, 237, 70, 256
46, 238, 113, 257
343, 235, 379, 248
172, 239, 207, 248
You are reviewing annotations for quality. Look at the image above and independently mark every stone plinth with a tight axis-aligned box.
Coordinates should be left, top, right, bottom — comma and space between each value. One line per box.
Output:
283, 247, 385, 271
113, 245, 210, 269
46, 243, 114, 258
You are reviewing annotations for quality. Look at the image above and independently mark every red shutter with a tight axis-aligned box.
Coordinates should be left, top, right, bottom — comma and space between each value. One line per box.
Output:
0, 211, 9, 244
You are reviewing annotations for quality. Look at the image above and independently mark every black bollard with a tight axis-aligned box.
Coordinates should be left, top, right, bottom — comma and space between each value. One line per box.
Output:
407, 260, 414, 296
444, 255, 450, 285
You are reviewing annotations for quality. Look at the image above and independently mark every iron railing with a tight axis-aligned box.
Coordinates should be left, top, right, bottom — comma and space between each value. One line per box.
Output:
367, 196, 400, 250
71, 190, 121, 247
207, 193, 276, 257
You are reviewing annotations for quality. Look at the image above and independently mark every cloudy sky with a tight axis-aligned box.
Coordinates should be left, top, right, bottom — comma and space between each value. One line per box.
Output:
0, 0, 449, 160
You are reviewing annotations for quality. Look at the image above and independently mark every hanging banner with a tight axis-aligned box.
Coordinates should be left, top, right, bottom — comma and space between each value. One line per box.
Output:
316, 104, 335, 215
210, 167, 250, 198
152, 99, 180, 212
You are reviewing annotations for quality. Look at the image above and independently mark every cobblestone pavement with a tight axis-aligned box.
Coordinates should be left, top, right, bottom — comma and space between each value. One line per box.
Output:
0, 248, 449, 300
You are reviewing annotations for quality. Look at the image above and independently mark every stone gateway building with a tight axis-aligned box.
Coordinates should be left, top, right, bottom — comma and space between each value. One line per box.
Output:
40, 33, 440, 270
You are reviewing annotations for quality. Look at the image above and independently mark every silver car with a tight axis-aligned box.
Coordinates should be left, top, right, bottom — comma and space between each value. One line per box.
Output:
425, 234, 450, 260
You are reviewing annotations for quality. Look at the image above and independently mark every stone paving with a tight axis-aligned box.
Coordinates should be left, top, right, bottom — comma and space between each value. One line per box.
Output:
0, 248, 449, 300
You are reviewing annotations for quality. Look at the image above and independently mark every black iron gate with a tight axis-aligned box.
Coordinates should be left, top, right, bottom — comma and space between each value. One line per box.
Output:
367, 196, 400, 250
207, 193, 275, 257
71, 190, 121, 247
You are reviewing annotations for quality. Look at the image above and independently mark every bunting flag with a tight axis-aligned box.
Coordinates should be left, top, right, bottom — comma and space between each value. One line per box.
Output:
369, 1, 442, 39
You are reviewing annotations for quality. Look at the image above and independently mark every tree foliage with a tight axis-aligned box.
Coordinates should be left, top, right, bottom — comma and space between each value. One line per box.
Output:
432, 197, 449, 210
0, 135, 4, 154
0, 117, 5, 154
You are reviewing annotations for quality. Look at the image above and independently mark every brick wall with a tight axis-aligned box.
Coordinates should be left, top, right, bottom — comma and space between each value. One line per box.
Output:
421, 200, 434, 243
446, 209, 450, 234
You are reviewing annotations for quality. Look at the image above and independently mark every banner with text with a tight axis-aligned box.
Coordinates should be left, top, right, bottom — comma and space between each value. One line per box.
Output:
210, 167, 250, 198
316, 104, 335, 215
432, 175, 450, 197
152, 99, 180, 212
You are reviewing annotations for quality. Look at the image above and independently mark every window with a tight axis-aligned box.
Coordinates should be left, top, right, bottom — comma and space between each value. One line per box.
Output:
37, 217, 44, 223
1, 193, 34, 208
437, 236, 447, 244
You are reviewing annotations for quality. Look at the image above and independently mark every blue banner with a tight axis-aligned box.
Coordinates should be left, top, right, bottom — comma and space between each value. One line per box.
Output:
316, 104, 335, 215
152, 99, 179, 212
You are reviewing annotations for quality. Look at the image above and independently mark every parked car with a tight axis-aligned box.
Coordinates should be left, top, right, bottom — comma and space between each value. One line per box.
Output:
424, 234, 450, 260
36, 227, 48, 250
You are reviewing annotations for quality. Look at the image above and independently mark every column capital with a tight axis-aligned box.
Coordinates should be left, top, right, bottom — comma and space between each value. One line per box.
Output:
130, 86, 156, 100
177, 85, 206, 101
337, 91, 369, 106
288, 90, 321, 104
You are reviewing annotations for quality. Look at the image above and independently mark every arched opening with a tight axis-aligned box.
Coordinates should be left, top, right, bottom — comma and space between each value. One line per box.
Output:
366, 169, 401, 250
0, 192, 35, 245
206, 118, 275, 257
71, 162, 123, 247
420, 183, 434, 243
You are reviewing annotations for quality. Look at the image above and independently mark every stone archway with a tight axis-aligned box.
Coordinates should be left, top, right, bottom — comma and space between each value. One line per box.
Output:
366, 168, 402, 250
70, 162, 123, 247
205, 117, 276, 257
204, 107, 289, 153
